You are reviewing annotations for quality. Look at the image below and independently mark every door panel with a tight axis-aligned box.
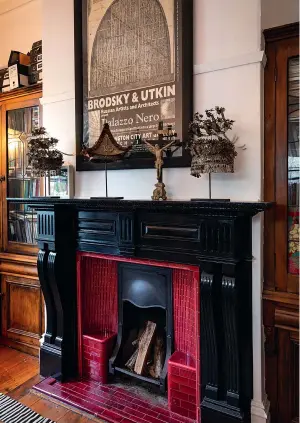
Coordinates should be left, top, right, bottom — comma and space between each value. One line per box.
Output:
1, 275, 43, 356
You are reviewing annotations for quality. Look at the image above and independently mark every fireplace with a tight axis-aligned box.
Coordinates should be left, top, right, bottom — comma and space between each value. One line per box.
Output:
76, 253, 200, 421
10, 198, 271, 423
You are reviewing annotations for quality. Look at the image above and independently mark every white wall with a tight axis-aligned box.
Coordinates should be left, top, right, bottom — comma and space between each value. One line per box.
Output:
262, 0, 299, 29
0, 0, 42, 68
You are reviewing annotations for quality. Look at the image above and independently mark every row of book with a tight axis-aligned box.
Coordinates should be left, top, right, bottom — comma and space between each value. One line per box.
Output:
9, 213, 37, 244
8, 178, 41, 199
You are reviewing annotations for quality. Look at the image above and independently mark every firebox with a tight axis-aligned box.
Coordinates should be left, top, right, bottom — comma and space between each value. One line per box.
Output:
109, 263, 173, 393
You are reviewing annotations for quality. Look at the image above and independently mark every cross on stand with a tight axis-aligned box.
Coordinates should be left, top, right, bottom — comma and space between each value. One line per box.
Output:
135, 121, 181, 200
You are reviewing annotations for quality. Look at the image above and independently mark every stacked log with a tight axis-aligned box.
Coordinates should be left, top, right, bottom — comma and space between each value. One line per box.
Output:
125, 321, 165, 379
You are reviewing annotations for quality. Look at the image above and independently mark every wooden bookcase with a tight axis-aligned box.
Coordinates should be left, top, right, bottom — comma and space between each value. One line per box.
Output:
0, 84, 44, 356
263, 23, 299, 423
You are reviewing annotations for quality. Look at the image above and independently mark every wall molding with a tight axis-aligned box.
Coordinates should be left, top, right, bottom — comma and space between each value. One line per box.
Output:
194, 51, 267, 75
0, 0, 37, 15
40, 91, 75, 106
39, 51, 267, 107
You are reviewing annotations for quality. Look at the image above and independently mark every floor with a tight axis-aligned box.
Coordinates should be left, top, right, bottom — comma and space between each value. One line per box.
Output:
0, 345, 104, 423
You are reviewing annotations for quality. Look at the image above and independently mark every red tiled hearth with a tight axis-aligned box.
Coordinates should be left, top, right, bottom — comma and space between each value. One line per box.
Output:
34, 378, 196, 423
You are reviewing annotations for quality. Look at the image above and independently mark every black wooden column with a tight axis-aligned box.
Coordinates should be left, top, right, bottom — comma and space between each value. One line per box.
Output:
200, 260, 253, 423
36, 205, 77, 381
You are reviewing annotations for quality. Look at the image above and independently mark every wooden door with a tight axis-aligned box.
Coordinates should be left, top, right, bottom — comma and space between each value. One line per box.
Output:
264, 23, 299, 423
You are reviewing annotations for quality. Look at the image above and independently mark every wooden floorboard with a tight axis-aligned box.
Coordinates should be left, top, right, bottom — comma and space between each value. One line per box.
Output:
0, 345, 39, 394
0, 345, 104, 423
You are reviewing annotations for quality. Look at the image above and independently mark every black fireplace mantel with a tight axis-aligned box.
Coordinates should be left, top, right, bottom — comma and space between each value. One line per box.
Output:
8, 197, 270, 213
8, 198, 271, 423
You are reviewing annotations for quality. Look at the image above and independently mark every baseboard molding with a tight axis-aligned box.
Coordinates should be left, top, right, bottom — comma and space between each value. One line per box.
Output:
251, 395, 271, 423
0, 336, 40, 357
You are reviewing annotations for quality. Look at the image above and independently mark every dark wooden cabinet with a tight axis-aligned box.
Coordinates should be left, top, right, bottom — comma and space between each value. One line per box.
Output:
264, 22, 299, 423
0, 86, 44, 356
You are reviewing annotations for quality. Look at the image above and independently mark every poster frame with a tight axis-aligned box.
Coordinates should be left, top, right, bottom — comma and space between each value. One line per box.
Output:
74, 0, 193, 171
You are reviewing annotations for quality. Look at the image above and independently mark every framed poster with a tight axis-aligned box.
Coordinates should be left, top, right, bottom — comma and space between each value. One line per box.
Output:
74, 0, 193, 171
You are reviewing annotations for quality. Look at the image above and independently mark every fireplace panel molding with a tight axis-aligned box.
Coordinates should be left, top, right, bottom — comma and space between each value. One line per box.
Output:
8, 198, 271, 423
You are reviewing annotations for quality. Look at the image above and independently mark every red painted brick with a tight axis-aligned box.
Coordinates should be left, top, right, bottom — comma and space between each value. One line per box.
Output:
181, 400, 196, 412
181, 384, 196, 397
168, 381, 179, 390
188, 395, 196, 404
169, 366, 179, 376
188, 410, 197, 420
170, 389, 189, 402
170, 397, 180, 407
100, 409, 125, 422
169, 404, 189, 419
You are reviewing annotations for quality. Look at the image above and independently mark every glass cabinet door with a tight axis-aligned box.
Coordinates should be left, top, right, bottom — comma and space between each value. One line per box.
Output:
264, 36, 299, 294
287, 56, 299, 277
2, 97, 42, 252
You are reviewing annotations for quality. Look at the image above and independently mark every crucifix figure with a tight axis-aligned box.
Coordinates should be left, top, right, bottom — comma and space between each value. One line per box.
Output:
142, 121, 178, 201
143, 140, 176, 182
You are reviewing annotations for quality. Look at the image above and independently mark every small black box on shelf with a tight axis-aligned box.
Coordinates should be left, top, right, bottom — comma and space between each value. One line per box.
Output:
29, 40, 42, 85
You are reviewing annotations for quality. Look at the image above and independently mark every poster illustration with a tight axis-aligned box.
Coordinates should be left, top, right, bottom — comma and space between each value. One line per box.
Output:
76, 0, 193, 170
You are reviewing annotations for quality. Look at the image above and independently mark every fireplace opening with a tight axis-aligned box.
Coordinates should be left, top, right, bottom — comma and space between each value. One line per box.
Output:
109, 263, 173, 393
114, 302, 167, 384
77, 254, 200, 422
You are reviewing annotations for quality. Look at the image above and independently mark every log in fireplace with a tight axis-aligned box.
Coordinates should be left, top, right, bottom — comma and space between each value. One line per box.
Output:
9, 198, 271, 423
